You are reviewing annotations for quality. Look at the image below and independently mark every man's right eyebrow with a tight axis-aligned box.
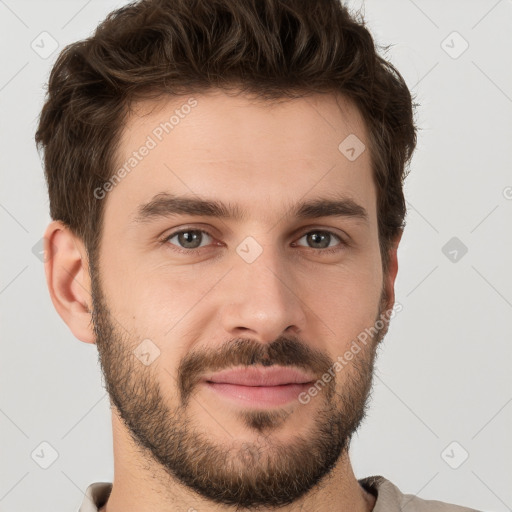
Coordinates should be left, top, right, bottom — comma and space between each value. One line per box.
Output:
133, 193, 247, 223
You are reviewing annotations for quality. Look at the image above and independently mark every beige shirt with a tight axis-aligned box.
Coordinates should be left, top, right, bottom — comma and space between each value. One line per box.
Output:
78, 475, 481, 511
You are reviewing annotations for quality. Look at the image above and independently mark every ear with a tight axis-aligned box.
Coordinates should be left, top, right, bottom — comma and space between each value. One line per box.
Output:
43, 220, 96, 344
381, 229, 403, 314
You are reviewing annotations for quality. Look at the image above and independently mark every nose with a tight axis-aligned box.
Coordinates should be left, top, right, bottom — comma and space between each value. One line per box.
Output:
219, 242, 307, 343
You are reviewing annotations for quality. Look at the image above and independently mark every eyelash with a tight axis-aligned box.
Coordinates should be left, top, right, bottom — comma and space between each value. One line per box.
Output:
162, 228, 347, 256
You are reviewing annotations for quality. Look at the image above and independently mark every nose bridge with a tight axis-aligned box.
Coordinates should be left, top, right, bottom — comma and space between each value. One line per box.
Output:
242, 242, 288, 302
221, 236, 306, 340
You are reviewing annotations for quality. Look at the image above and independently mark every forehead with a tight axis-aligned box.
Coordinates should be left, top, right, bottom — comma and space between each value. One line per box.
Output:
107, 89, 376, 226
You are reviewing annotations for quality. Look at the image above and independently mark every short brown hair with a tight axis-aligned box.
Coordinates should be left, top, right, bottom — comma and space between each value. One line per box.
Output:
35, 0, 417, 275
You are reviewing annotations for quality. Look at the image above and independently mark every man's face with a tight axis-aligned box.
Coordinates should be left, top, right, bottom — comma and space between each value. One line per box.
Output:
91, 90, 395, 508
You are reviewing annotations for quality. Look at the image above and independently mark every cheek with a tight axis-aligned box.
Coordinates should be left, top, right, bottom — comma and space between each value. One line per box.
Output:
306, 263, 383, 346
124, 263, 226, 337
97, 236, 141, 310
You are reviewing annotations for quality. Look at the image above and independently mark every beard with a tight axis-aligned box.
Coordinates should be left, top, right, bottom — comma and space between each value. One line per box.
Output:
91, 269, 390, 510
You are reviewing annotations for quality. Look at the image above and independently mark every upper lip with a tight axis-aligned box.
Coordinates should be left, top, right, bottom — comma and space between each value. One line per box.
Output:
203, 366, 315, 386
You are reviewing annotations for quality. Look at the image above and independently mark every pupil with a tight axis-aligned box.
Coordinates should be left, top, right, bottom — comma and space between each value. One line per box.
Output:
180, 231, 201, 248
309, 232, 329, 248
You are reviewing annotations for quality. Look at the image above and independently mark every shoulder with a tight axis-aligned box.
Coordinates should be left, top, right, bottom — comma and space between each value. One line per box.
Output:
358, 475, 482, 512
78, 482, 112, 512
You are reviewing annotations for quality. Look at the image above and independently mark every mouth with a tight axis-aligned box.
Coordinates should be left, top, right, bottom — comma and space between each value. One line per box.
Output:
201, 366, 315, 407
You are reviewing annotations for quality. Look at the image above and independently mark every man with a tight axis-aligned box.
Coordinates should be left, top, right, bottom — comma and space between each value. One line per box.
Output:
35, 0, 481, 510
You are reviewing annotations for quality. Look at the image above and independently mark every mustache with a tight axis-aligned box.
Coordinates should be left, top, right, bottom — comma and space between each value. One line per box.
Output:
177, 336, 334, 402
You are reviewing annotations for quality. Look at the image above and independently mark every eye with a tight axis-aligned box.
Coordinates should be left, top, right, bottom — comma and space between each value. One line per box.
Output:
164, 229, 214, 252
293, 230, 344, 254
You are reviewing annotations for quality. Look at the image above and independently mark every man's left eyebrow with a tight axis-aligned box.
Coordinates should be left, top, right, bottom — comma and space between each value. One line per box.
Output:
293, 197, 369, 224
132, 192, 369, 224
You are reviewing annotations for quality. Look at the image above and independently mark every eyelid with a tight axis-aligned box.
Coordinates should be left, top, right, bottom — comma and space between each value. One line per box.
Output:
159, 223, 218, 242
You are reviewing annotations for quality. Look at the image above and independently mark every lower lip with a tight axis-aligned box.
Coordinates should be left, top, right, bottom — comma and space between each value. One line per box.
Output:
203, 382, 312, 407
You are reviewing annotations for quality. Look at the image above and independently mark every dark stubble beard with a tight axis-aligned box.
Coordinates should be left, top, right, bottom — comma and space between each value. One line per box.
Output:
91, 266, 390, 510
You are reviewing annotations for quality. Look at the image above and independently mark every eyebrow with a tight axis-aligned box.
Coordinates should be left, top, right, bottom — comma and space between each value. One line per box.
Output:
132, 192, 369, 225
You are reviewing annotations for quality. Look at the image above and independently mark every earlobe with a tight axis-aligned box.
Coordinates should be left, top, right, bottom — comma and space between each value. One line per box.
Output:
43, 221, 96, 344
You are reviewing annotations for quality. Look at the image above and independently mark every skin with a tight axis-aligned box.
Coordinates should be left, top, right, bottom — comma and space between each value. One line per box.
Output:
44, 89, 401, 511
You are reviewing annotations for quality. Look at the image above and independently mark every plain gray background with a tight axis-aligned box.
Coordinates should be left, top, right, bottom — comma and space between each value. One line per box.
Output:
1, 0, 511, 511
